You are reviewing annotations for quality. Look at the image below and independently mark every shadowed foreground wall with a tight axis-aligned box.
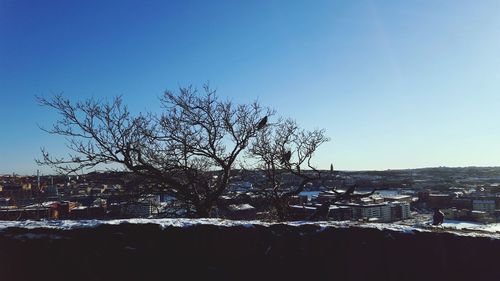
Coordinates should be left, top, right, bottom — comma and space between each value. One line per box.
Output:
0, 223, 498, 281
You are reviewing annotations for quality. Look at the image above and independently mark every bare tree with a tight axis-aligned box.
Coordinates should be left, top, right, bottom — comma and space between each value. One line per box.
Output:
249, 118, 330, 220
37, 85, 272, 217
249, 119, 380, 221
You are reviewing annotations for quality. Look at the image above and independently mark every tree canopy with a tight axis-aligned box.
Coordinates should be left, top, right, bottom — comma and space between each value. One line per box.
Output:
38, 85, 329, 218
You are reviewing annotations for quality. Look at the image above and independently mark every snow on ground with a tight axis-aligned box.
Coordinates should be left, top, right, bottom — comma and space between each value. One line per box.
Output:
0, 218, 273, 230
0, 218, 498, 239
0, 218, 402, 232
442, 220, 500, 233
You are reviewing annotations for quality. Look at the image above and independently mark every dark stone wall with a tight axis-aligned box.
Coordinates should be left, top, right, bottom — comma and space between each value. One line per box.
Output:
0, 223, 498, 281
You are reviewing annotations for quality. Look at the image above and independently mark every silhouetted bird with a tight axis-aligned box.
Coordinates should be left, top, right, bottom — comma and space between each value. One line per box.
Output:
432, 208, 445, 225
281, 150, 292, 164
256, 116, 268, 130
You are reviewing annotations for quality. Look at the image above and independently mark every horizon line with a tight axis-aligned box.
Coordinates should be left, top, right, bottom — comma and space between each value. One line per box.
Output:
2, 165, 500, 177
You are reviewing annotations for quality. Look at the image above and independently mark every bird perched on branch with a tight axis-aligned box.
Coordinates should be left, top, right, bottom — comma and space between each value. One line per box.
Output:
256, 116, 268, 130
281, 150, 292, 165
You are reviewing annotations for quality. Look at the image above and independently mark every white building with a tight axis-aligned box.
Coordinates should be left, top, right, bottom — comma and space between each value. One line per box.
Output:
337, 202, 411, 222
472, 200, 496, 213
350, 203, 392, 222
390, 202, 411, 221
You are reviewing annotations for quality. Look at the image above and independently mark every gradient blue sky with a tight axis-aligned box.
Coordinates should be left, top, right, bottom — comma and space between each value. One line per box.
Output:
1, 0, 500, 175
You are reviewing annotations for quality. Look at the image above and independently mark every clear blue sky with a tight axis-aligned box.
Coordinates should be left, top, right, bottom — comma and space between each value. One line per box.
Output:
1, 0, 500, 175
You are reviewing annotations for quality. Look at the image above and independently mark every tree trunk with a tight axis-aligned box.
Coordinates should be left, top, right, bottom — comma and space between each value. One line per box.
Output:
194, 202, 213, 218
274, 197, 289, 221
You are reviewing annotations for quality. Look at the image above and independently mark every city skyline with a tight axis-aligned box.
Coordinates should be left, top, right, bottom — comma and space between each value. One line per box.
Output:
2, 0, 500, 174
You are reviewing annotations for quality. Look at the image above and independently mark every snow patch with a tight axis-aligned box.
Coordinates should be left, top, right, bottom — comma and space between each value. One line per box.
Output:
0, 219, 498, 239
441, 220, 500, 233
